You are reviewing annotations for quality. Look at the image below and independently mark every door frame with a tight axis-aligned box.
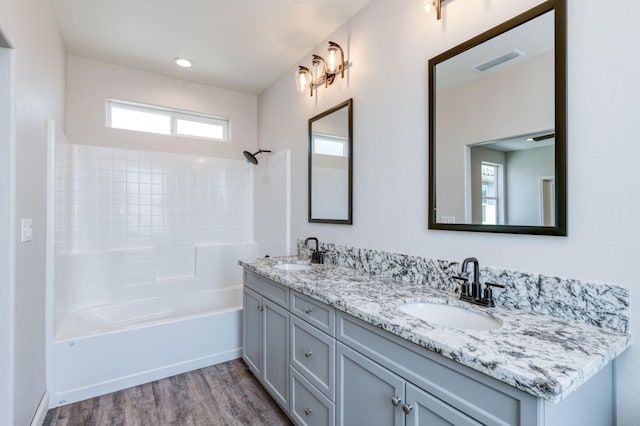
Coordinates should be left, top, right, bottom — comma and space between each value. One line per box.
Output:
0, 31, 16, 426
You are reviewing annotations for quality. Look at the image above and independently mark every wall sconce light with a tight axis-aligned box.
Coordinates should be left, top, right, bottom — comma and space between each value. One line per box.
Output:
295, 41, 350, 97
420, 0, 447, 20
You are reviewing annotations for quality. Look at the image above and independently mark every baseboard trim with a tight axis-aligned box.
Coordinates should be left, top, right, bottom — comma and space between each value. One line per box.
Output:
31, 391, 49, 426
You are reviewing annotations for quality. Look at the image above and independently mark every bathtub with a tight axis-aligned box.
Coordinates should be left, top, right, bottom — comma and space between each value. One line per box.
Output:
50, 285, 243, 407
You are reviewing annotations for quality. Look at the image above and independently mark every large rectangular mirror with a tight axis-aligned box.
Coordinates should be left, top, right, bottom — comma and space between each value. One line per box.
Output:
428, 0, 566, 235
309, 99, 353, 224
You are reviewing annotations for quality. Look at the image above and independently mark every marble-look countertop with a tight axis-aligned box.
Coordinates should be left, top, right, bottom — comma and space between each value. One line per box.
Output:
239, 256, 631, 403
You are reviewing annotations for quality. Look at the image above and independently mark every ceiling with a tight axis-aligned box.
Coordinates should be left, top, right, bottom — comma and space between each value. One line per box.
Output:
51, 0, 371, 95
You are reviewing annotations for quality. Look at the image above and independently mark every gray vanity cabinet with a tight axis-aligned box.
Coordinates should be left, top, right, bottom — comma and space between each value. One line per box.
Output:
242, 272, 290, 411
336, 343, 480, 426
243, 269, 615, 426
289, 291, 337, 426
336, 343, 405, 425
405, 384, 482, 426
242, 287, 262, 374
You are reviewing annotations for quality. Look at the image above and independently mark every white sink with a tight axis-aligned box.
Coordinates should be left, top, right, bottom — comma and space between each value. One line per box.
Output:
273, 263, 312, 271
398, 302, 502, 331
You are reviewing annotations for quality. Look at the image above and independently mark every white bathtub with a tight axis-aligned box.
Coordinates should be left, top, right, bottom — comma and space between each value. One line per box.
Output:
50, 285, 243, 407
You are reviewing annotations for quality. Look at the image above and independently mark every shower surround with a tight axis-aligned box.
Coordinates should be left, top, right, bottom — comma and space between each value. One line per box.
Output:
50, 141, 258, 405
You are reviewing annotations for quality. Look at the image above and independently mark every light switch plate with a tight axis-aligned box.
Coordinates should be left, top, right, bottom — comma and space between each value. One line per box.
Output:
21, 219, 32, 242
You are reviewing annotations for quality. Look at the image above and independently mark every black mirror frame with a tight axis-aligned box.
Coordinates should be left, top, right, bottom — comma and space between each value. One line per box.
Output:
308, 98, 353, 225
428, 0, 566, 236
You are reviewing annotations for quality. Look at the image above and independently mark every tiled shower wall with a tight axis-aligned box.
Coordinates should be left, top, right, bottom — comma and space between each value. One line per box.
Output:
55, 144, 253, 280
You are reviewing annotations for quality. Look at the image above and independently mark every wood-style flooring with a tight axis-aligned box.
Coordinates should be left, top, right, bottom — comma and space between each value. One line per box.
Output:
44, 359, 292, 426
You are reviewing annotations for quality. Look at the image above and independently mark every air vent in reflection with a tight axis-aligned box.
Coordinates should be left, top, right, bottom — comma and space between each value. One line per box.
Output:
474, 50, 524, 72
527, 133, 555, 142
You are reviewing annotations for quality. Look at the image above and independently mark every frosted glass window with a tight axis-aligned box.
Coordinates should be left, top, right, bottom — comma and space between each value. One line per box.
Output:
313, 135, 346, 157
107, 99, 229, 142
110, 106, 171, 135
176, 119, 225, 140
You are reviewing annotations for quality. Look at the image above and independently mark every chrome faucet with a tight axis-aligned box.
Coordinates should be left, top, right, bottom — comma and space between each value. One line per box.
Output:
304, 237, 324, 264
454, 257, 505, 307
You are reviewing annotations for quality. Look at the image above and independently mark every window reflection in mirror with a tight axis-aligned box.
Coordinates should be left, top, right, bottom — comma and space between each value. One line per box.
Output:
309, 99, 353, 224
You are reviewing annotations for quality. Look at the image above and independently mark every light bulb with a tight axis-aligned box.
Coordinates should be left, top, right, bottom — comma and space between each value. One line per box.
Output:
295, 67, 310, 93
422, 0, 432, 13
326, 46, 340, 74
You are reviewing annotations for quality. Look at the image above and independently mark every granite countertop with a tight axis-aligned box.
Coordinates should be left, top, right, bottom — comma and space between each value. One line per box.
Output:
239, 256, 631, 403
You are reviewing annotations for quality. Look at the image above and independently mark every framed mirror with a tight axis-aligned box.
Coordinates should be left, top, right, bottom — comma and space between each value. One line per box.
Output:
309, 99, 353, 224
428, 0, 566, 235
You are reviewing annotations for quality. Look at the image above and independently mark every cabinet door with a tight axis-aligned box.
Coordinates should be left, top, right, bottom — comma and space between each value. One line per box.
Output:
263, 297, 290, 409
405, 383, 482, 426
336, 343, 404, 426
243, 287, 262, 376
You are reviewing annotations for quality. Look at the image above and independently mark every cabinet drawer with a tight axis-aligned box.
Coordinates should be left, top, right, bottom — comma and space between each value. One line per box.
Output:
244, 270, 289, 308
291, 291, 335, 336
291, 315, 335, 400
290, 367, 335, 426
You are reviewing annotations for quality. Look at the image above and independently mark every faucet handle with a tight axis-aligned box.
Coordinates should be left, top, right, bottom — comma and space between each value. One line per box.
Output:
485, 282, 505, 289
483, 282, 505, 307
452, 276, 471, 297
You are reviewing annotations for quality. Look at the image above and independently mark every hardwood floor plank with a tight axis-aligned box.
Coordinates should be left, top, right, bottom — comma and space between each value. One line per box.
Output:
43, 359, 291, 426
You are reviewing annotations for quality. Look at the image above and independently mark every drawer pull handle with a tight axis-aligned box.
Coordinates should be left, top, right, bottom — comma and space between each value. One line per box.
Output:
305, 307, 313, 314
304, 350, 313, 358
391, 396, 402, 406
304, 408, 313, 416
402, 404, 413, 414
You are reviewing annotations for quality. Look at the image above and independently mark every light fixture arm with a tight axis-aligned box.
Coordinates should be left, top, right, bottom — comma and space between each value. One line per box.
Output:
436, 0, 446, 20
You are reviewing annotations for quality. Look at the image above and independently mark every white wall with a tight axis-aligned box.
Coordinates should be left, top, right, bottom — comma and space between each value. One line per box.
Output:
0, 0, 67, 423
257, 0, 640, 423
66, 55, 257, 160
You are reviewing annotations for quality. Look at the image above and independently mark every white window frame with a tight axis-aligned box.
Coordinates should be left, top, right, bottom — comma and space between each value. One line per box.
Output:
480, 162, 505, 225
312, 132, 348, 157
106, 99, 230, 142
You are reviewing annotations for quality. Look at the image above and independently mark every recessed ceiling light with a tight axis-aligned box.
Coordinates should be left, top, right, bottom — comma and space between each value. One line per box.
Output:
174, 57, 192, 68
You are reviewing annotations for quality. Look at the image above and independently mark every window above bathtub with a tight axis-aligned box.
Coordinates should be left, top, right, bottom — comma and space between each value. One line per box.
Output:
106, 99, 230, 142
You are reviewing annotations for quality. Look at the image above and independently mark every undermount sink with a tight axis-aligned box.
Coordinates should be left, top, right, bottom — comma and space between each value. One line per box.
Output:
273, 263, 312, 271
399, 302, 502, 331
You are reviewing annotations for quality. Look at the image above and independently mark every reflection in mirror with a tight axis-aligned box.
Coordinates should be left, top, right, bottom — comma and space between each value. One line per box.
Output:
468, 132, 555, 226
428, 0, 566, 235
309, 99, 353, 224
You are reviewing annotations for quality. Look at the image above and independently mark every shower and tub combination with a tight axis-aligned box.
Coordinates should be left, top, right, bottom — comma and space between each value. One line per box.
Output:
47, 124, 277, 406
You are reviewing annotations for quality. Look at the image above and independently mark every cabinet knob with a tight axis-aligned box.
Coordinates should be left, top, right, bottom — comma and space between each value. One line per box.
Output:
304, 408, 313, 416
391, 396, 402, 406
402, 404, 413, 415
304, 350, 313, 358
257, 304, 264, 311
305, 307, 313, 314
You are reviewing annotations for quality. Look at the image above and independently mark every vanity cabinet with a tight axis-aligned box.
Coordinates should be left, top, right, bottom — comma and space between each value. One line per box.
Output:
336, 343, 481, 426
242, 272, 290, 411
336, 343, 404, 425
242, 269, 614, 426
289, 291, 337, 426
